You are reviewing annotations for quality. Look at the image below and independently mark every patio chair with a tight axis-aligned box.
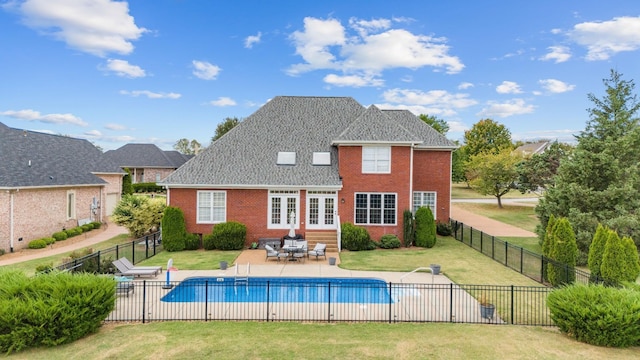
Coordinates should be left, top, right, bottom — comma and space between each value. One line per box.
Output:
112, 259, 159, 278
119, 257, 162, 274
308, 243, 327, 261
265, 245, 282, 262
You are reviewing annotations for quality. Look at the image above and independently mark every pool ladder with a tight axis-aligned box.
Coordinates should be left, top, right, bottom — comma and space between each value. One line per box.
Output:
234, 263, 250, 294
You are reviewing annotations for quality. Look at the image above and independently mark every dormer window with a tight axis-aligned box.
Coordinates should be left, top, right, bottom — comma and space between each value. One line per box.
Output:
312, 152, 331, 166
277, 151, 296, 165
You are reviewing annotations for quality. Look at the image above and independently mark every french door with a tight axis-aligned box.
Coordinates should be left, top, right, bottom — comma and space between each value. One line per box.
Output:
306, 191, 337, 230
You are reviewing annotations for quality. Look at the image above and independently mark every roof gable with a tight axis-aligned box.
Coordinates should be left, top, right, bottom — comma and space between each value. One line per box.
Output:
103, 143, 190, 168
333, 105, 420, 144
0, 122, 123, 188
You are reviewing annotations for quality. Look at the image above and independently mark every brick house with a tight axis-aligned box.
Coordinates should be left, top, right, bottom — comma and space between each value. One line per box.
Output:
0, 122, 124, 253
160, 96, 456, 250
103, 144, 193, 184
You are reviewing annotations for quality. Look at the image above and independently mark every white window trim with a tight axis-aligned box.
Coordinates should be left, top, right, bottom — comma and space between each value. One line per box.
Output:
267, 190, 300, 229
196, 190, 227, 224
413, 191, 437, 216
354, 192, 397, 226
67, 190, 76, 220
362, 146, 391, 174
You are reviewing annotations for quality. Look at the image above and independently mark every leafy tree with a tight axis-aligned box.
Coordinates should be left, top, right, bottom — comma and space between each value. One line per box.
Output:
111, 195, 166, 238
451, 143, 468, 184
463, 118, 513, 157
547, 217, 577, 286
173, 138, 202, 155
161, 206, 187, 252
466, 148, 522, 208
587, 224, 608, 280
516, 141, 572, 194
211, 117, 241, 142
535, 70, 640, 264
418, 114, 449, 135
415, 207, 436, 248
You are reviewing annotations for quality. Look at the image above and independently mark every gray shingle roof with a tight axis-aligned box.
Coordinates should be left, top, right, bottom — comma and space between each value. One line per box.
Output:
103, 144, 191, 168
382, 110, 458, 149
161, 96, 455, 188
0, 122, 124, 188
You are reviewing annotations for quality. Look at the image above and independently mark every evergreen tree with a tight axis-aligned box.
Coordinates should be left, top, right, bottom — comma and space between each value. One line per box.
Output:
621, 236, 640, 282
587, 224, 608, 280
601, 230, 626, 285
536, 70, 640, 264
415, 207, 436, 248
547, 218, 577, 286
161, 206, 187, 252
541, 214, 557, 282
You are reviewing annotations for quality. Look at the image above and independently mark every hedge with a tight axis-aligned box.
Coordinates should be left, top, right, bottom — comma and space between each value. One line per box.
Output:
206, 222, 246, 250
0, 270, 116, 354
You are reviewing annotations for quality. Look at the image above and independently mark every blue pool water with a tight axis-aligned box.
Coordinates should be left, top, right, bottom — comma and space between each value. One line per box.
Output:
161, 277, 394, 304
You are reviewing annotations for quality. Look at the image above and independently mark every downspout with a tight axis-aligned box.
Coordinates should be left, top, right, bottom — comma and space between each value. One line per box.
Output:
9, 190, 14, 253
409, 146, 414, 211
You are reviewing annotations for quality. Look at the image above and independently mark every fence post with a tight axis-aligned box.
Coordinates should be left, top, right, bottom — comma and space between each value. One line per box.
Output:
97, 250, 102, 273
327, 282, 332, 323
116, 244, 119, 260
470, 227, 473, 247
145, 235, 150, 260
480, 232, 484, 254
205, 280, 209, 321
142, 280, 146, 324
492, 236, 495, 259
520, 247, 524, 274
266, 281, 270, 322
449, 283, 454, 323
388, 282, 393, 323
131, 240, 135, 264
541, 256, 545, 283
504, 241, 508, 266
510, 285, 514, 325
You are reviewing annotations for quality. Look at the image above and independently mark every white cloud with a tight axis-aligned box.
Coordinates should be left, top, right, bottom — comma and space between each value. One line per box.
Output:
104, 123, 127, 130
477, 99, 535, 118
0, 109, 87, 126
119, 90, 181, 99
83, 129, 102, 137
540, 46, 571, 63
323, 73, 384, 87
568, 16, 640, 60
192, 60, 221, 80
104, 59, 145, 78
245, 32, 261, 48
458, 82, 474, 90
380, 88, 477, 116
287, 16, 464, 81
15, 0, 147, 57
496, 81, 523, 94
209, 97, 236, 107
538, 79, 575, 93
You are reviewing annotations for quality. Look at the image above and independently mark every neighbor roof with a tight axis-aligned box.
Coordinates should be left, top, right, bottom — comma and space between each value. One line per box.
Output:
0, 122, 124, 189
103, 144, 192, 169
161, 96, 455, 188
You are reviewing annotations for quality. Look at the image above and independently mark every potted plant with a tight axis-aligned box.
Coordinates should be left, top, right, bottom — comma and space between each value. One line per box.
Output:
250, 242, 258, 249
478, 293, 495, 320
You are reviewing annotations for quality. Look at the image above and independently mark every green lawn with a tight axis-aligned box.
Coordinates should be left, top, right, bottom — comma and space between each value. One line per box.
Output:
452, 202, 539, 233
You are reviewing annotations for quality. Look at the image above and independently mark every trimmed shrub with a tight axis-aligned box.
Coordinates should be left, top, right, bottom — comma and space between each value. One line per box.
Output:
402, 209, 414, 247
203, 234, 216, 250
601, 230, 626, 285
43, 237, 55, 245
587, 224, 608, 280
378, 234, 401, 249
415, 207, 436, 248
81, 223, 94, 232
35, 263, 53, 273
132, 182, 164, 193
52, 231, 68, 241
436, 221, 452, 236
621, 236, 640, 282
341, 222, 375, 251
547, 284, 640, 347
547, 217, 577, 286
90, 221, 102, 229
0, 269, 116, 354
27, 239, 47, 249
161, 206, 187, 252
209, 222, 246, 250
184, 233, 201, 250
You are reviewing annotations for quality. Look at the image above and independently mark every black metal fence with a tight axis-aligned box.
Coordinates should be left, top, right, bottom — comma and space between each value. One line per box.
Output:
56, 231, 162, 274
450, 220, 596, 285
107, 280, 553, 326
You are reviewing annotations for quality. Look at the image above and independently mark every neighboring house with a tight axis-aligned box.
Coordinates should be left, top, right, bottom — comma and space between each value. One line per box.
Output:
104, 144, 193, 184
515, 141, 550, 157
0, 122, 124, 253
160, 96, 457, 250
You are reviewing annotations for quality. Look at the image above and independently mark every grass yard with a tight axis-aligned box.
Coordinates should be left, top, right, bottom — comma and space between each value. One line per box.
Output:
451, 203, 539, 233
7, 322, 639, 360
451, 182, 539, 200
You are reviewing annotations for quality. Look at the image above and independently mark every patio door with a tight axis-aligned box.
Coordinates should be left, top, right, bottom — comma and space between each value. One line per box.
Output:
306, 191, 337, 230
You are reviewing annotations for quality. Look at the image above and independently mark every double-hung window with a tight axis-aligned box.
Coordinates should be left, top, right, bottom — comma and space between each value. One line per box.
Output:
197, 191, 226, 223
362, 147, 390, 173
413, 191, 437, 215
269, 190, 299, 229
355, 193, 396, 225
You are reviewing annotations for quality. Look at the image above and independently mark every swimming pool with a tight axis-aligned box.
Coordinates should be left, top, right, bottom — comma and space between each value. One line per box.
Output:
160, 277, 395, 304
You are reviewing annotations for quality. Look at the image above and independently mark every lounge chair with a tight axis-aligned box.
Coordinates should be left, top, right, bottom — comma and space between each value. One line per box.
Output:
112, 259, 159, 278
308, 243, 327, 261
119, 257, 162, 274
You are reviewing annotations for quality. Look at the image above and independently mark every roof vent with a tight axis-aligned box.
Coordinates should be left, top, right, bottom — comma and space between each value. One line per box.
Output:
312, 152, 331, 166
277, 151, 296, 165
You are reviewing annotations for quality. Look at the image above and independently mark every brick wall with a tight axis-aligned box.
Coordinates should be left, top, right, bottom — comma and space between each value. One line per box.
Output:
412, 150, 452, 222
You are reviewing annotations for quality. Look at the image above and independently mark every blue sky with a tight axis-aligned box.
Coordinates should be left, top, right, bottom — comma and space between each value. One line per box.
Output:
1, 0, 640, 151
